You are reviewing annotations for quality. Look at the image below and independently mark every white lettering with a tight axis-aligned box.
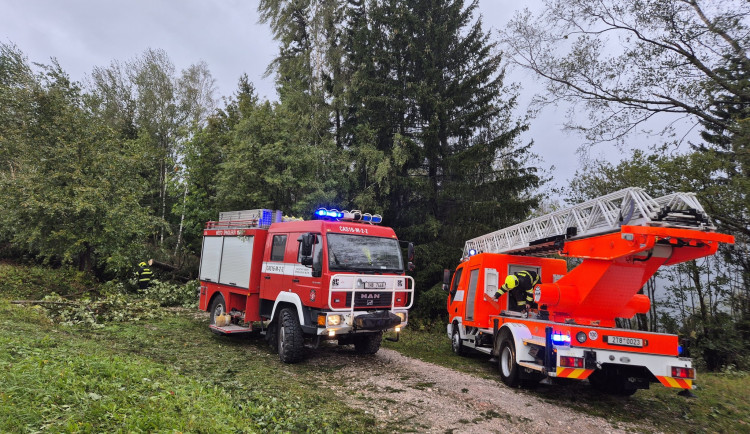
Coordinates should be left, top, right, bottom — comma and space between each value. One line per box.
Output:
338, 226, 369, 235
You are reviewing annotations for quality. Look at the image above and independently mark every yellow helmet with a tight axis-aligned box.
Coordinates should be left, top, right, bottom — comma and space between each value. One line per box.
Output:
504, 275, 519, 289
139, 261, 147, 267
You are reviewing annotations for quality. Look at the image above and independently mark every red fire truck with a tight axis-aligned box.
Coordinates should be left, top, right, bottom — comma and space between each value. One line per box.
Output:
199, 208, 414, 363
445, 188, 734, 395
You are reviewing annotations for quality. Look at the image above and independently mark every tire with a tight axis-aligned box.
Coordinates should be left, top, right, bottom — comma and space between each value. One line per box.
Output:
277, 307, 304, 363
209, 294, 226, 326
354, 332, 383, 355
498, 335, 520, 387
451, 323, 465, 356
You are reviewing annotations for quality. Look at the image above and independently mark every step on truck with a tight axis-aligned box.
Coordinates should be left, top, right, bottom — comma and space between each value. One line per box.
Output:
199, 208, 414, 363
445, 188, 734, 395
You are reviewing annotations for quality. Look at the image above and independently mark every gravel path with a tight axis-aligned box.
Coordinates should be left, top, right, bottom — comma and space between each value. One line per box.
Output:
307, 346, 642, 433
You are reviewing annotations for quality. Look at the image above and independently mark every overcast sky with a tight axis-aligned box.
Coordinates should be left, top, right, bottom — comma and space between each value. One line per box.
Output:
1, 0, 639, 192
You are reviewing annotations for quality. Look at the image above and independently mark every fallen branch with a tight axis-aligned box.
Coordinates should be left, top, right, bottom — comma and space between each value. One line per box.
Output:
11, 300, 80, 306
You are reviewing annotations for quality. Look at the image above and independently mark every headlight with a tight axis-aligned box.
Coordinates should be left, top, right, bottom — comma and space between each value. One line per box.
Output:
395, 312, 406, 322
327, 314, 341, 326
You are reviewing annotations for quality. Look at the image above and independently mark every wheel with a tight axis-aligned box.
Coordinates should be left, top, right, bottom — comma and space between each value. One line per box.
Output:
498, 335, 520, 387
451, 323, 465, 356
277, 307, 304, 363
209, 294, 226, 326
354, 332, 383, 355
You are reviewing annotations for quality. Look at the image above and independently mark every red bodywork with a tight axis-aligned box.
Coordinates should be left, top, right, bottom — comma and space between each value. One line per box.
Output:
199, 219, 410, 322
449, 226, 735, 355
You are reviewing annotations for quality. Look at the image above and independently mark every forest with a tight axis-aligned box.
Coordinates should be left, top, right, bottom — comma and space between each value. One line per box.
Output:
1, 0, 748, 371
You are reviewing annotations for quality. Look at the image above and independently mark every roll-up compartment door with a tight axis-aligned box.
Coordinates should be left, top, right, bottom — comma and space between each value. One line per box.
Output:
199, 236, 223, 282
465, 268, 479, 321
219, 236, 255, 288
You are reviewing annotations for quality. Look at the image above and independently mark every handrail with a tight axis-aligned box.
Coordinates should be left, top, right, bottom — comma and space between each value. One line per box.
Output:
327, 274, 415, 314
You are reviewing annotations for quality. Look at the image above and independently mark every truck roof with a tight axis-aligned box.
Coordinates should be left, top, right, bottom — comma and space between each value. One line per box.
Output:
268, 219, 398, 239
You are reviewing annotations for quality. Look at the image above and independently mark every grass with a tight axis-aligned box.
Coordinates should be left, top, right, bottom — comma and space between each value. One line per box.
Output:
384, 326, 750, 433
0, 263, 379, 433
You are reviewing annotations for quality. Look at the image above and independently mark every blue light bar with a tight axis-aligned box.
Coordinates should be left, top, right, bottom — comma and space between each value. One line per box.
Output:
468, 249, 477, 256
551, 332, 571, 345
326, 209, 343, 219
314, 207, 381, 223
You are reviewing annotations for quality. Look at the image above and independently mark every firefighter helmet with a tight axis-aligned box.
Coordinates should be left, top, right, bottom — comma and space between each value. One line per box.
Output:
504, 275, 519, 289
139, 261, 147, 267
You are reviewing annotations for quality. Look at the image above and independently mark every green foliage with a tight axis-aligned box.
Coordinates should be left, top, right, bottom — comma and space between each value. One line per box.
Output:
39, 293, 162, 327
0, 44, 155, 276
409, 284, 449, 328
141, 280, 199, 308
0, 263, 96, 300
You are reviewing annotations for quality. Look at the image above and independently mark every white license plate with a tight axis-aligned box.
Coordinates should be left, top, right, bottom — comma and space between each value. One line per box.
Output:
364, 282, 386, 289
607, 336, 644, 347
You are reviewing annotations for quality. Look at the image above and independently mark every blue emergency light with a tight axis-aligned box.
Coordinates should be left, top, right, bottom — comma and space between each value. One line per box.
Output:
551, 332, 571, 345
314, 208, 382, 224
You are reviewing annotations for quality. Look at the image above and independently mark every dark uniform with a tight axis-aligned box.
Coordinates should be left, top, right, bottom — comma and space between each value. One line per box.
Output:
137, 261, 153, 290
493, 270, 539, 311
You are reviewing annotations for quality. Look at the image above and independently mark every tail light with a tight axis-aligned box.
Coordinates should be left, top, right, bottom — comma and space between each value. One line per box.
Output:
559, 356, 584, 368
671, 367, 695, 379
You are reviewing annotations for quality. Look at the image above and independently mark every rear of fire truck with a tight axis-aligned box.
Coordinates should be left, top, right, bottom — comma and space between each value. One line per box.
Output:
446, 188, 734, 395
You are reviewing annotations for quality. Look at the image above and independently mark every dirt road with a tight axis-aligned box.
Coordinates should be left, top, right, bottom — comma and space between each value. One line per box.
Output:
305, 346, 643, 433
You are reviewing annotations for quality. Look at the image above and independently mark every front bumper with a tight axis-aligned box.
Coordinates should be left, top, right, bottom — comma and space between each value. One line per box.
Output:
316, 309, 407, 336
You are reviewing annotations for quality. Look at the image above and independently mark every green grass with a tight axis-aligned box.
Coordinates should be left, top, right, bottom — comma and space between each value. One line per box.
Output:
385, 327, 750, 433
0, 261, 383, 434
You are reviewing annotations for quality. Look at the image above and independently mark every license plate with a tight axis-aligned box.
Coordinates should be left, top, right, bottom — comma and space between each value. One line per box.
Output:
364, 282, 386, 289
607, 336, 644, 347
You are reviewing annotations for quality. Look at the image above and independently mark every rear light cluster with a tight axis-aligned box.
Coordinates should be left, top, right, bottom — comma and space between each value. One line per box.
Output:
559, 356, 584, 368
672, 366, 695, 379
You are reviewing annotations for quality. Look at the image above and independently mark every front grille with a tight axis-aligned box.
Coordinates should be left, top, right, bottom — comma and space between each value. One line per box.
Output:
345, 291, 393, 308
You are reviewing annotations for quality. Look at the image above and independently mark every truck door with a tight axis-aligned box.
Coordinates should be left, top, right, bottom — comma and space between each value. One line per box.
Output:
262, 234, 288, 298
465, 267, 480, 322
290, 232, 322, 309
506, 264, 540, 311
447, 266, 465, 317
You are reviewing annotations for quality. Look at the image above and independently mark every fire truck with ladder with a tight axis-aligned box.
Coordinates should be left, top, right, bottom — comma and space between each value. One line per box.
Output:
444, 188, 734, 395
198, 208, 414, 363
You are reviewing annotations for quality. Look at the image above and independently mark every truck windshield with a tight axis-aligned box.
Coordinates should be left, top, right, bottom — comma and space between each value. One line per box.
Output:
327, 234, 403, 272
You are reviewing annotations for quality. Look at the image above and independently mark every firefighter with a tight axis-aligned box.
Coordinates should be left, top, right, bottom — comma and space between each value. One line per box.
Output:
493, 270, 539, 311
137, 261, 153, 290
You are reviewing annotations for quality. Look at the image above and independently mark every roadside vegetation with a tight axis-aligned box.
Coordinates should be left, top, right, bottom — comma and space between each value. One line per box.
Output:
0, 263, 377, 433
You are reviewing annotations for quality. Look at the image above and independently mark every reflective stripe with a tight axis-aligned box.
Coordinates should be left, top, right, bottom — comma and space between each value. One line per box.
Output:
556, 368, 593, 379
656, 376, 692, 389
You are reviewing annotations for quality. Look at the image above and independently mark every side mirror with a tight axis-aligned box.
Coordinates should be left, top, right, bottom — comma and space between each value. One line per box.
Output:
442, 268, 451, 292
407, 242, 415, 271
298, 233, 314, 257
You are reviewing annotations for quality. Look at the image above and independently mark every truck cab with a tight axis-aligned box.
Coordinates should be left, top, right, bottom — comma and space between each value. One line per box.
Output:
199, 208, 413, 363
